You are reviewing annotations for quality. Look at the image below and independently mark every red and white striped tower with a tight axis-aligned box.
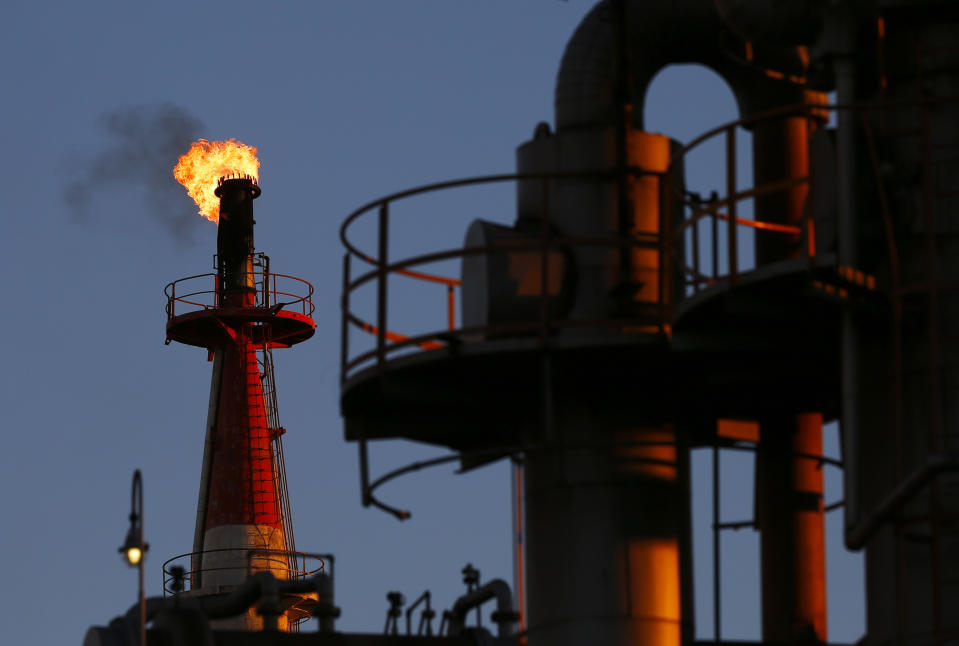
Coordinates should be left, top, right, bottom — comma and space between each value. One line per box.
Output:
165, 176, 316, 629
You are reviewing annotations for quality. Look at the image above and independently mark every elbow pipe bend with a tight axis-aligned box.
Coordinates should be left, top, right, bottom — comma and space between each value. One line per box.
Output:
448, 578, 517, 638
126, 572, 323, 626
554, 0, 811, 132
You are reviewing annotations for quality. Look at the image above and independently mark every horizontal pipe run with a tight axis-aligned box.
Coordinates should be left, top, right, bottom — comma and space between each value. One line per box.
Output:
130, 572, 321, 626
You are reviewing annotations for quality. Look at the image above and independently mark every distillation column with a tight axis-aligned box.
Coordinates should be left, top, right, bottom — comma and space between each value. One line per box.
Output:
844, 7, 959, 643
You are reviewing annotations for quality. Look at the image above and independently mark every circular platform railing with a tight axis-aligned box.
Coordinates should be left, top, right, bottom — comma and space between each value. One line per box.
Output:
161, 547, 326, 596
339, 170, 680, 382
339, 136, 826, 383
667, 102, 828, 295
165, 270, 315, 320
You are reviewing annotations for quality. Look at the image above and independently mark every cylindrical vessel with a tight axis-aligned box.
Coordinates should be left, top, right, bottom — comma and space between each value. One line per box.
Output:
517, 126, 691, 646
516, 126, 683, 330
523, 408, 690, 646
757, 413, 827, 641
844, 9, 959, 644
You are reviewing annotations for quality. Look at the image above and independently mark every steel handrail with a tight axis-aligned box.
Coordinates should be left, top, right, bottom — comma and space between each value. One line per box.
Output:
340, 169, 655, 261
666, 103, 824, 292
664, 99, 959, 289
341, 178, 678, 381
352, 252, 462, 287
343, 96, 959, 354
342, 233, 670, 379
161, 547, 326, 596
340, 170, 672, 382
346, 234, 656, 294
668, 102, 824, 167
165, 271, 315, 319
672, 95, 959, 168
674, 175, 810, 238
341, 107, 854, 377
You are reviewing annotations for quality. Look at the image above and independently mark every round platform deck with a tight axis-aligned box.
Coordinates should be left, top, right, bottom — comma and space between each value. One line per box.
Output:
341, 255, 885, 452
166, 307, 316, 349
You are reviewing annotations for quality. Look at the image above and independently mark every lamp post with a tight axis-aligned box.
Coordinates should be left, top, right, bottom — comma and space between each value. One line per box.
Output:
119, 469, 148, 646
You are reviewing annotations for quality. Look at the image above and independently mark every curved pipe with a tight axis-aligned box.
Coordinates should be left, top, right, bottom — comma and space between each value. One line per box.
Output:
447, 578, 517, 638
123, 572, 322, 630
554, 0, 810, 131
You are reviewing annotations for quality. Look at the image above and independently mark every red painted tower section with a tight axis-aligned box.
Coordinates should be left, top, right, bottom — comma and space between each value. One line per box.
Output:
164, 176, 316, 630
206, 329, 282, 531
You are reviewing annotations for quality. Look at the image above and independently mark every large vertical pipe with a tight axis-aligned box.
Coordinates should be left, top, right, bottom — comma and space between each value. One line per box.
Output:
518, 126, 690, 646
756, 413, 828, 641
751, 113, 811, 265
215, 177, 259, 306
750, 96, 828, 641
524, 413, 688, 646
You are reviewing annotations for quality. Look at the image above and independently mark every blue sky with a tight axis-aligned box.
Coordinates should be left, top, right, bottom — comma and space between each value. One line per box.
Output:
1, 2, 862, 643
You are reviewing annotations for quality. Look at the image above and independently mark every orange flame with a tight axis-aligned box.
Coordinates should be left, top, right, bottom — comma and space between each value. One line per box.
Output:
174, 139, 260, 223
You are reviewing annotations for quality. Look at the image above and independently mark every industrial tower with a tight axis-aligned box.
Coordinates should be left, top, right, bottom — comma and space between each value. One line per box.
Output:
339, 1, 959, 645
164, 176, 319, 630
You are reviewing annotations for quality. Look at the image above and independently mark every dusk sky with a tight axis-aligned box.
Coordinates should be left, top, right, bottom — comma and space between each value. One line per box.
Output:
2, 2, 863, 644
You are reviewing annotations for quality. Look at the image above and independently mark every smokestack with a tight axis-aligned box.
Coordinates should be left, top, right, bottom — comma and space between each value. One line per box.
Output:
165, 165, 318, 631
214, 176, 260, 303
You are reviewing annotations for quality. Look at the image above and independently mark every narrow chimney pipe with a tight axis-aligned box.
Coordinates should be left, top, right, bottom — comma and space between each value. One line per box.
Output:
215, 176, 260, 304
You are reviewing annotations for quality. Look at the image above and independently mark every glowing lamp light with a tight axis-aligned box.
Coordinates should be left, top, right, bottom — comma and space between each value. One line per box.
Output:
126, 546, 143, 566
119, 526, 147, 566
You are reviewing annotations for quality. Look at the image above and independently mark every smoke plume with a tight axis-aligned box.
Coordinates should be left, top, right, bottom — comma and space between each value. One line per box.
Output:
63, 104, 206, 243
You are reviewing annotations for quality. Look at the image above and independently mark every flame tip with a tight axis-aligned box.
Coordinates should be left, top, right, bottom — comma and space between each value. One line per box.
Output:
173, 139, 260, 222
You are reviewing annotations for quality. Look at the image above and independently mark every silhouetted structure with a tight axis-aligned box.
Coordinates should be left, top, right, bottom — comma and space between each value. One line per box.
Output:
86, 1, 959, 644
161, 176, 319, 631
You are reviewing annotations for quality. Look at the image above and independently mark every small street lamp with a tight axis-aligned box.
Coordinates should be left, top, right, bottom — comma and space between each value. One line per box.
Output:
119, 469, 148, 646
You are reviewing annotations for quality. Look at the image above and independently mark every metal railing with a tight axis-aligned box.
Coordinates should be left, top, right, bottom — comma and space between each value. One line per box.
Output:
669, 102, 825, 295
161, 547, 325, 596
165, 270, 315, 319
340, 171, 674, 383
